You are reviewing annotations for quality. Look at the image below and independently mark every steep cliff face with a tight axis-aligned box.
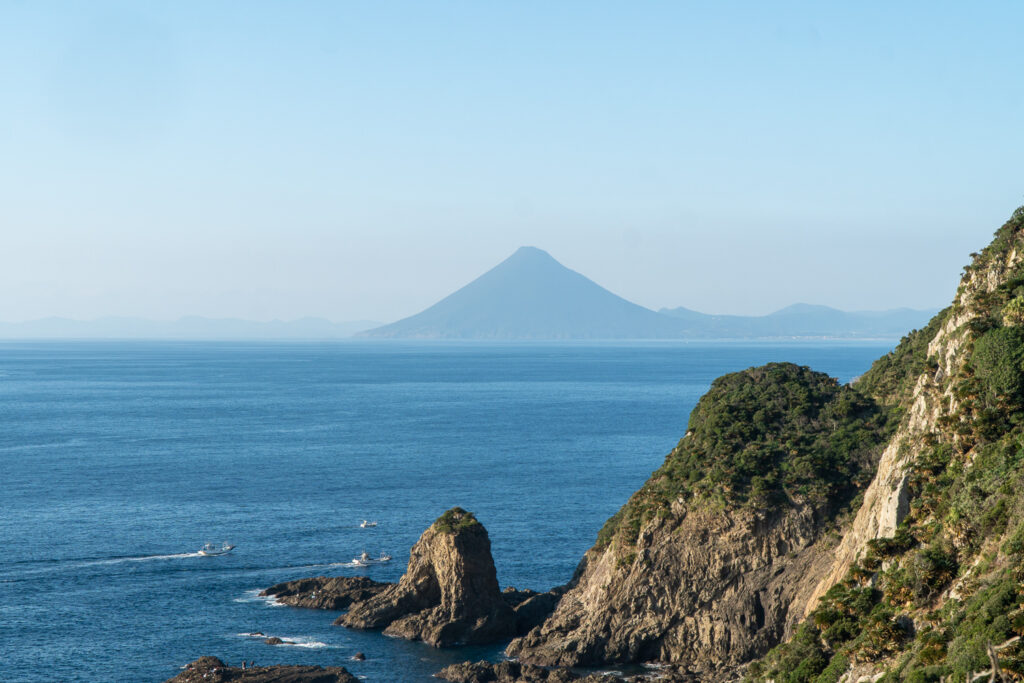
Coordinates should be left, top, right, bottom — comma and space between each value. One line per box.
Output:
340, 507, 517, 647
752, 207, 1024, 682
508, 364, 891, 676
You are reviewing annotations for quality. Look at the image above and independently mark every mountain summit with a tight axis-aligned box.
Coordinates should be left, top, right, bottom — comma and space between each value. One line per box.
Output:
360, 247, 685, 339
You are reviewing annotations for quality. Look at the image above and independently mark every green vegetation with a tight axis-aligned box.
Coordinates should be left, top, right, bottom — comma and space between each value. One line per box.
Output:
748, 207, 1024, 683
597, 362, 891, 549
854, 310, 947, 411
433, 507, 482, 534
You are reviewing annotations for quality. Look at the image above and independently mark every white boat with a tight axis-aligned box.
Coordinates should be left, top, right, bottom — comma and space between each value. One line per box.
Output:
352, 551, 392, 566
198, 542, 235, 556
360, 520, 378, 528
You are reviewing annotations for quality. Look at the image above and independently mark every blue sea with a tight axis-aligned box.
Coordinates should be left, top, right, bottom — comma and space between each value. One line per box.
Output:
0, 341, 892, 682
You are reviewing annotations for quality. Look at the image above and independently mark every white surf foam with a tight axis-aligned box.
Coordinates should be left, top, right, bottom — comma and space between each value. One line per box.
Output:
234, 589, 284, 607
235, 632, 332, 648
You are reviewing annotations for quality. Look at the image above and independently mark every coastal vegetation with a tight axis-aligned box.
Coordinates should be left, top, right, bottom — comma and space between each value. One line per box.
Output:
597, 362, 891, 549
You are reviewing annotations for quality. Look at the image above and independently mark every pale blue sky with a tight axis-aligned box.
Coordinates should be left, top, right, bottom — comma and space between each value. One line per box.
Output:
2, 1, 1022, 322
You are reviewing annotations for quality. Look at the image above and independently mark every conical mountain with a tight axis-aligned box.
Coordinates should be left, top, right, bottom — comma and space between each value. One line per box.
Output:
360, 247, 686, 339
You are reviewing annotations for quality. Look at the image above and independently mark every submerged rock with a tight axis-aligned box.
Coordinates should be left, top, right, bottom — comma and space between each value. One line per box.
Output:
165, 656, 358, 683
338, 507, 516, 646
260, 575, 390, 610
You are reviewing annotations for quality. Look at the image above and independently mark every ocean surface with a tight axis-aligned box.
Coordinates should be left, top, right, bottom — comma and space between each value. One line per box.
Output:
0, 341, 893, 682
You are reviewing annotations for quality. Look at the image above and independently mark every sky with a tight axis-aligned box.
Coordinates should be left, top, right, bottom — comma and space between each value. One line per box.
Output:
1, 1, 1023, 323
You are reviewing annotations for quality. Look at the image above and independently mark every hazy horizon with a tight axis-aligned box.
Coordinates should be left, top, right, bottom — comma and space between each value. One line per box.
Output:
4, 3, 1023, 322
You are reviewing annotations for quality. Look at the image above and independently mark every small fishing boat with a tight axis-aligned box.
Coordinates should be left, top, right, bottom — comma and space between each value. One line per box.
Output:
198, 542, 235, 556
360, 520, 378, 528
352, 551, 392, 566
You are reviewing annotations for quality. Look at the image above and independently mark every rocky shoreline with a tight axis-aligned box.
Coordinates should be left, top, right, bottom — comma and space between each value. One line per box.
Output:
166, 656, 358, 683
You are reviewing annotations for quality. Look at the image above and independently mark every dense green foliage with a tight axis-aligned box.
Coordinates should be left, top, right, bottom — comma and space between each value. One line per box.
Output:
433, 507, 481, 534
749, 207, 1024, 683
854, 310, 947, 410
971, 326, 1024, 402
597, 363, 890, 549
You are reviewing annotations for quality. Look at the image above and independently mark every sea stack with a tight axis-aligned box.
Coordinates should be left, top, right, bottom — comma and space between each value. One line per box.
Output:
338, 507, 516, 646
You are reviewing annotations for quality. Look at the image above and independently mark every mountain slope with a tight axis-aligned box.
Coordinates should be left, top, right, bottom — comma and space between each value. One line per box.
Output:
359, 247, 687, 339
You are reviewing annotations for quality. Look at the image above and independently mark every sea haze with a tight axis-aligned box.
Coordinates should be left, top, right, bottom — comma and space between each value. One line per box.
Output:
0, 341, 892, 682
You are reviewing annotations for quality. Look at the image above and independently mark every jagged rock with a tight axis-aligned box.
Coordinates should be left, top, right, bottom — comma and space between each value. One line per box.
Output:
164, 656, 358, 683
264, 637, 286, 645
260, 575, 390, 610
350, 652, 365, 661
338, 507, 516, 646
434, 659, 624, 682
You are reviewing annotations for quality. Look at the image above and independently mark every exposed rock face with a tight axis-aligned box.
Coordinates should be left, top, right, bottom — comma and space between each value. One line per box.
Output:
507, 504, 835, 675
260, 575, 390, 610
338, 507, 517, 646
165, 656, 358, 683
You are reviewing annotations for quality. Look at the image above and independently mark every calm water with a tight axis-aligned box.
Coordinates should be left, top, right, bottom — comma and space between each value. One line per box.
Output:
0, 341, 891, 682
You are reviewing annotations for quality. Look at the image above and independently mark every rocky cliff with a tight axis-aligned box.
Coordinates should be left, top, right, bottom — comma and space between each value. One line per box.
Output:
339, 507, 518, 646
508, 363, 892, 677
511, 208, 1024, 680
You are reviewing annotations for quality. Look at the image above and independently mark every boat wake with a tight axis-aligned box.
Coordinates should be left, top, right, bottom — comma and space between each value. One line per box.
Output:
85, 552, 203, 566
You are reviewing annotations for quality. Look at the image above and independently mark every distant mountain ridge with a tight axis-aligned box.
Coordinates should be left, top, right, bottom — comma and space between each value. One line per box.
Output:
658, 302, 939, 339
0, 316, 381, 340
0, 249, 937, 340
360, 247, 937, 340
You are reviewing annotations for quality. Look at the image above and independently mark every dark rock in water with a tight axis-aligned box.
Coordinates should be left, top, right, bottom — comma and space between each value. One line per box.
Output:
502, 586, 566, 635
350, 652, 365, 661
338, 507, 516, 647
260, 575, 390, 610
165, 656, 358, 682
264, 637, 286, 645
434, 659, 625, 682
